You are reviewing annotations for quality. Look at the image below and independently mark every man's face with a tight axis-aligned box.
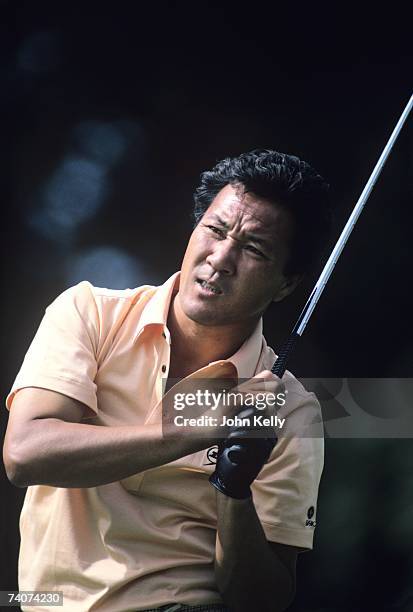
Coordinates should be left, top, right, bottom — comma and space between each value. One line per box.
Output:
178, 183, 300, 327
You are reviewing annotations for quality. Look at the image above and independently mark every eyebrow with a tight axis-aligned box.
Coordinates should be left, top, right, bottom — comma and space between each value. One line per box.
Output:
209, 213, 273, 250
210, 214, 229, 228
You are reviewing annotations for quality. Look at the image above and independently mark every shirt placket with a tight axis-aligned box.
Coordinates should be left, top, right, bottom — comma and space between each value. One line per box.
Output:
156, 327, 171, 402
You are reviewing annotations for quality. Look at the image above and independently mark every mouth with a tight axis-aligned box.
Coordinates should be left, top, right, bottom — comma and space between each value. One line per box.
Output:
196, 279, 223, 296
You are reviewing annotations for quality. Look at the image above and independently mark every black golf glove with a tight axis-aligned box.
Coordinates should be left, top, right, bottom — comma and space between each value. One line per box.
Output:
209, 407, 277, 499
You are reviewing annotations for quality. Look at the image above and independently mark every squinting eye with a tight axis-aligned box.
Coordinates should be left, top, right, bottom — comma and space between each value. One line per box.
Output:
245, 245, 266, 258
206, 225, 225, 237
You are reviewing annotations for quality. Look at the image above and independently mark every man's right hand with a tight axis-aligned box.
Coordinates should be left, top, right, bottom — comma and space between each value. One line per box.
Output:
161, 368, 284, 444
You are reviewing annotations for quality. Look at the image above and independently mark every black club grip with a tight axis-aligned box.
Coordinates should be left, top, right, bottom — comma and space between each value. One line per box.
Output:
271, 332, 300, 378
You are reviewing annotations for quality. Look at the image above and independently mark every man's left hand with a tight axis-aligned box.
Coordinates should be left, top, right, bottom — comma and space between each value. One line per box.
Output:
209, 405, 277, 499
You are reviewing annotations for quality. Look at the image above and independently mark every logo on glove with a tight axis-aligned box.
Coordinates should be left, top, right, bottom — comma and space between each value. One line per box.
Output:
204, 445, 219, 465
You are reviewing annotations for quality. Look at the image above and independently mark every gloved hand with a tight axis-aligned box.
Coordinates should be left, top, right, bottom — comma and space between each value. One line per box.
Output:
209, 407, 277, 499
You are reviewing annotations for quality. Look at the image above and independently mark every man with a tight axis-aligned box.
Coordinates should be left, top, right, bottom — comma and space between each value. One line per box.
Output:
3, 149, 331, 611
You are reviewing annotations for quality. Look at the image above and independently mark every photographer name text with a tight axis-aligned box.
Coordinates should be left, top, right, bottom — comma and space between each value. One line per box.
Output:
174, 414, 286, 428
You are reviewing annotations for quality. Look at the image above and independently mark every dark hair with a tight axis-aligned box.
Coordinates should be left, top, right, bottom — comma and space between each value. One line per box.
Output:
193, 149, 332, 276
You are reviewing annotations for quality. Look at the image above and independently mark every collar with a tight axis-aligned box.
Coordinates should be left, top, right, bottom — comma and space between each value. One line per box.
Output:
132, 272, 180, 343
133, 271, 263, 379
218, 317, 263, 379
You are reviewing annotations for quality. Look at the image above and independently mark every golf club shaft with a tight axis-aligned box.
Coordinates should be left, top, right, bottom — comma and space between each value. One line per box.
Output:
272, 93, 413, 378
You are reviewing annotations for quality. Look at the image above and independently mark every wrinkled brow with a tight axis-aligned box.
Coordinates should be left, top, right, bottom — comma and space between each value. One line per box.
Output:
208, 213, 274, 250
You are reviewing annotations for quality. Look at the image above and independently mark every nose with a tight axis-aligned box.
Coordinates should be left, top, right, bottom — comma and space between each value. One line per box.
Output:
206, 237, 237, 275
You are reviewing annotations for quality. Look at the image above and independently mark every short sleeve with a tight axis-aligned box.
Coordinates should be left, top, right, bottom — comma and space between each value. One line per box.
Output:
6, 281, 100, 414
251, 395, 324, 550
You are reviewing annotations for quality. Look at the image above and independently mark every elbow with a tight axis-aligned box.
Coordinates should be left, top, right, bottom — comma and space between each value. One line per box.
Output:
3, 435, 35, 488
3, 449, 29, 488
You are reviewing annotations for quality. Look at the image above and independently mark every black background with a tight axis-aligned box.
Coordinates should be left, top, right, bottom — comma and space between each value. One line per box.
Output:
1, 2, 412, 611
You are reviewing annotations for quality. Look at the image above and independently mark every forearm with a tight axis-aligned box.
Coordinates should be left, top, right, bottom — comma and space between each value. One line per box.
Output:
8, 419, 208, 488
215, 492, 294, 612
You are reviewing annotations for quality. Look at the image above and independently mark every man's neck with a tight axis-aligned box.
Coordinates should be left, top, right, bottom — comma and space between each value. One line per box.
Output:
167, 293, 258, 379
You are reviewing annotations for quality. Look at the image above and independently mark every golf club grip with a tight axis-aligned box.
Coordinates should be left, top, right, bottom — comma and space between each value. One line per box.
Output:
271, 332, 300, 378
221, 334, 300, 469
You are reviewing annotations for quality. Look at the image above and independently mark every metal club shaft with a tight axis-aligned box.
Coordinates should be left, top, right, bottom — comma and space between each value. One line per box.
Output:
272, 93, 413, 378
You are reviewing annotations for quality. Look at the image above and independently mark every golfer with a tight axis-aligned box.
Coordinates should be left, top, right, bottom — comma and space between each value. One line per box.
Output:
4, 149, 331, 612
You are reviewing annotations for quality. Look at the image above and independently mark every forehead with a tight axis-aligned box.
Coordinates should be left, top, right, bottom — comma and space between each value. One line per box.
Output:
204, 184, 293, 243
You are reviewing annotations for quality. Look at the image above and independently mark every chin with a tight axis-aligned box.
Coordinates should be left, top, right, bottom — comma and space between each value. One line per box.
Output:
182, 302, 232, 327
185, 309, 225, 326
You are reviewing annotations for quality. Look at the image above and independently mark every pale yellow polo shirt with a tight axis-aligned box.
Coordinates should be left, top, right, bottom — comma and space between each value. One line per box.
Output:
6, 272, 324, 612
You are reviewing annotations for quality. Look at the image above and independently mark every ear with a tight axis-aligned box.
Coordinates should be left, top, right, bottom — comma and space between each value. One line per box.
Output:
272, 273, 303, 303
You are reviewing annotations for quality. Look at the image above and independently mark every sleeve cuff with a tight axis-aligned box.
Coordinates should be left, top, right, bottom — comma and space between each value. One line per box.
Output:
260, 520, 315, 550
6, 375, 98, 414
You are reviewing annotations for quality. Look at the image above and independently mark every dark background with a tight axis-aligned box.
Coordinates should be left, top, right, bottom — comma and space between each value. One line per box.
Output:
1, 2, 412, 610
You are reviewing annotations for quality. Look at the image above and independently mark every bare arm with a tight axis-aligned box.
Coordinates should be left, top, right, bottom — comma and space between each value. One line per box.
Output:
214, 492, 298, 612
3, 387, 210, 488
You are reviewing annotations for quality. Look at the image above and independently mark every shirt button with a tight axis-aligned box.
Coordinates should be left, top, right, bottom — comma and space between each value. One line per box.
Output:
161, 365, 167, 373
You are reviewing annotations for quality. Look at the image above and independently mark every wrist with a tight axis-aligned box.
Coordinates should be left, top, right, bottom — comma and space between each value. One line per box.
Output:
209, 470, 252, 499
215, 489, 254, 509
